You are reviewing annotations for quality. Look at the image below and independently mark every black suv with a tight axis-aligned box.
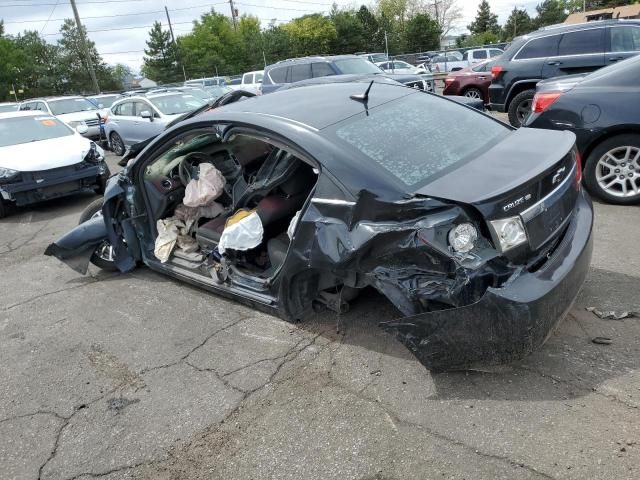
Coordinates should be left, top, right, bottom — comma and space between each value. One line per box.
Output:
261, 55, 432, 94
489, 20, 640, 127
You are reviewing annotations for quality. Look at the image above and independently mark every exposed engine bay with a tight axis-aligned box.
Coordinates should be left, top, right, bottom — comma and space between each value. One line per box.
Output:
143, 130, 318, 283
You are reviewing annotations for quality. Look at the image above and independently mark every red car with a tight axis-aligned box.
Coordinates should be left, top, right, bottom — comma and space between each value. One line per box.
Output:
443, 60, 492, 105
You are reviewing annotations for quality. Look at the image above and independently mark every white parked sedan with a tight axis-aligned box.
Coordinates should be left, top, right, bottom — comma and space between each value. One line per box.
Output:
375, 60, 429, 75
0, 111, 109, 218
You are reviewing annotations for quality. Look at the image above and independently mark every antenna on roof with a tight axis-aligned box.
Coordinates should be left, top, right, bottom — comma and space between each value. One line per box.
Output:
350, 80, 374, 103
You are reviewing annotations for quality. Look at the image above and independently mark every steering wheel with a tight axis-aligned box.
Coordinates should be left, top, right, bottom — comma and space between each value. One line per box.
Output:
178, 152, 210, 186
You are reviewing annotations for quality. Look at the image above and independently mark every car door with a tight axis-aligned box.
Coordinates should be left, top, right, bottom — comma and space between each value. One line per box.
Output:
133, 100, 163, 142
542, 27, 605, 78
290, 63, 312, 83
606, 25, 640, 64
110, 101, 138, 145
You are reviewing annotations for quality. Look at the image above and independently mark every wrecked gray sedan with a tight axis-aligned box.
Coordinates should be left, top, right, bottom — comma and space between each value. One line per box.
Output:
45, 83, 593, 371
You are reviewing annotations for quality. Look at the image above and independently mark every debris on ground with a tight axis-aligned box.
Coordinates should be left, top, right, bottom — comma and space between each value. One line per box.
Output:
586, 307, 637, 320
592, 337, 613, 345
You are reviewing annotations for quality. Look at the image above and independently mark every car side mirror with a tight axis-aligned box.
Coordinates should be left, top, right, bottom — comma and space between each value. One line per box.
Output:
140, 110, 153, 121
76, 124, 89, 135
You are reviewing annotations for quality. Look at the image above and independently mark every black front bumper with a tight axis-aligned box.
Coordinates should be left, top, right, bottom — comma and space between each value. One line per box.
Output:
380, 189, 594, 371
0, 162, 109, 206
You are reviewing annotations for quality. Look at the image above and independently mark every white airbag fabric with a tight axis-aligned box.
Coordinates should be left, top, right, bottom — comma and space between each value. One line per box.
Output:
218, 211, 264, 254
183, 163, 226, 207
154, 218, 182, 263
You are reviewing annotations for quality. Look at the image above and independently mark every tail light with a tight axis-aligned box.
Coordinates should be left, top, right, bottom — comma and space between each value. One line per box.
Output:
491, 65, 503, 80
100, 114, 108, 124
444, 77, 454, 85
575, 150, 582, 188
532, 92, 562, 113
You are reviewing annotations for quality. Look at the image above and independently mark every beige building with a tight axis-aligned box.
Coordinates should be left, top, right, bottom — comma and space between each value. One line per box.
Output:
565, 5, 640, 24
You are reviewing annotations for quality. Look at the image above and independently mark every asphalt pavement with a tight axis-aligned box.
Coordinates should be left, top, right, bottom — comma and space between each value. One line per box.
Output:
1, 151, 639, 480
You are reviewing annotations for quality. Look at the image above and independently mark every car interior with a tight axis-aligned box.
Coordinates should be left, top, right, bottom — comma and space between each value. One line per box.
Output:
141, 129, 318, 281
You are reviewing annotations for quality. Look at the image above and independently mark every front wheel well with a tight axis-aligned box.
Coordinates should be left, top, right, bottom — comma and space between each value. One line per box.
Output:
505, 82, 538, 110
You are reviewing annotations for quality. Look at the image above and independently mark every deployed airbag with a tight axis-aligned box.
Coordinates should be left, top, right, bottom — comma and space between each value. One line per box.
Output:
218, 209, 264, 254
183, 163, 226, 207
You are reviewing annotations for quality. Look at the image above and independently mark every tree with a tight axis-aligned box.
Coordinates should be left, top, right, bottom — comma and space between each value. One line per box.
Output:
460, 31, 500, 48
535, 0, 569, 27
405, 14, 441, 52
282, 14, 337, 57
503, 7, 534, 41
142, 21, 179, 84
356, 6, 384, 51
56, 19, 120, 93
426, 0, 463, 39
0, 20, 4, 36
329, 7, 367, 54
467, 0, 500, 35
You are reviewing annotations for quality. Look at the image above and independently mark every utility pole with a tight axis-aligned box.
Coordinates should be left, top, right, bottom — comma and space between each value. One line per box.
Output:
165, 6, 187, 82
70, 0, 100, 94
384, 30, 389, 58
229, 0, 238, 30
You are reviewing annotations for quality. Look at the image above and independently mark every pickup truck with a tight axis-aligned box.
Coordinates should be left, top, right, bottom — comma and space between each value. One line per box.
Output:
431, 48, 503, 72
229, 70, 264, 95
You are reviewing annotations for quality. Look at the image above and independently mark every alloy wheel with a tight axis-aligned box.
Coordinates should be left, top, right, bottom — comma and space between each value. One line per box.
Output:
595, 146, 640, 198
464, 89, 481, 99
110, 132, 125, 156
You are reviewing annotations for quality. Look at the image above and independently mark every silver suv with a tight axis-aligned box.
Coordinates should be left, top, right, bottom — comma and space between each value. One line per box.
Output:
18, 96, 103, 139
105, 92, 205, 155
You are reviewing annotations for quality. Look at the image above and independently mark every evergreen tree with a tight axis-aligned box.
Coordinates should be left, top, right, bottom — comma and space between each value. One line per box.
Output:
330, 7, 367, 54
467, 0, 500, 35
142, 21, 179, 84
356, 6, 383, 51
503, 7, 534, 41
535, 0, 569, 27
405, 14, 441, 52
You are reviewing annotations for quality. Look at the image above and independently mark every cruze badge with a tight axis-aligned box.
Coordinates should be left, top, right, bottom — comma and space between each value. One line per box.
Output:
552, 166, 566, 185
502, 193, 532, 212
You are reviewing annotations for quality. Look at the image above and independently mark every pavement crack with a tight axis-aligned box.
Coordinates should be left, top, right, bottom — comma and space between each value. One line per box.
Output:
62, 460, 156, 480
0, 219, 52, 258
0, 410, 66, 425
4, 273, 119, 312
139, 315, 252, 375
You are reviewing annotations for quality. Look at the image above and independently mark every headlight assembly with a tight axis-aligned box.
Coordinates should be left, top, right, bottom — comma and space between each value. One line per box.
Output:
448, 223, 478, 253
489, 216, 528, 252
84, 142, 102, 163
0, 167, 19, 182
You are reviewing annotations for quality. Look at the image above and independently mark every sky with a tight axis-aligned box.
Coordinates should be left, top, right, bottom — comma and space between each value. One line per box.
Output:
0, 0, 541, 73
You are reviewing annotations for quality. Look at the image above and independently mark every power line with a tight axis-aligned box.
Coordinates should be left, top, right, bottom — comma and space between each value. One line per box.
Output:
235, 2, 326, 13
39, 0, 59, 34
3, 2, 227, 24
41, 20, 196, 36
2, 0, 153, 7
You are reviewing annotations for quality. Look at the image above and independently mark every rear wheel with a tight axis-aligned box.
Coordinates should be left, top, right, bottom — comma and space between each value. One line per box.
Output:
79, 197, 119, 271
508, 89, 535, 128
463, 88, 482, 100
583, 134, 640, 205
0, 198, 8, 219
110, 132, 125, 156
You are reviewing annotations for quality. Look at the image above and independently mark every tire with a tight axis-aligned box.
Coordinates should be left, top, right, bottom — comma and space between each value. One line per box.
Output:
463, 88, 483, 100
110, 131, 126, 156
507, 89, 535, 128
583, 134, 640, 205
79, 197, 119, 271
0, 198, 8, 219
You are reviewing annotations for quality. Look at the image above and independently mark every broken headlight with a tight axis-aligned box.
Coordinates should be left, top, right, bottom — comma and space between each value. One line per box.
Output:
84, 142, 103, 163
448, 223, 478, 253
0, 167, 19, 183
489, 216, 528, 253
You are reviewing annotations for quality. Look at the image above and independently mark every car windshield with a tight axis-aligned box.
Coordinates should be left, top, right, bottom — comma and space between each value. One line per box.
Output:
0, 116, 73, 147
334, 58, 384, 74
149, 94, 206, 115
181, 88, 211, 101
89, 95, 119, 107
0, 104, 17, 113
331, 93, 508, 189
49, 98, 98, 115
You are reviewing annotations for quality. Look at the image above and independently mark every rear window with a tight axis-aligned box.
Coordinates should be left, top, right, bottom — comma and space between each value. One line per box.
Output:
0, 116, 72, 147
473, 50, 488, 59
331, 94, 507, 188
268, 66, 288, 83
558, 28, 604, 56
515, 35, 559, 59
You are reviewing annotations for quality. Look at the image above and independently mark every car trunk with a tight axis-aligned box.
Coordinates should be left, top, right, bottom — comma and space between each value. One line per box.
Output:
416, 127, 579, 260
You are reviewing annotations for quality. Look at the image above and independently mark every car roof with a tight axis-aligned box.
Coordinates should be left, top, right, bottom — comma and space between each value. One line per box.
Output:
267, 54, 362, 69
517, 19, 640, 41
206, 82, 416, 130
0, 111, 46, 119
